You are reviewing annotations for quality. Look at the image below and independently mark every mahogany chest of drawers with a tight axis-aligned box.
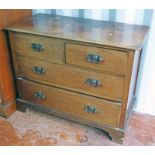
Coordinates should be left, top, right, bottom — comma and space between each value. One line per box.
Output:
5, 14, 149, 143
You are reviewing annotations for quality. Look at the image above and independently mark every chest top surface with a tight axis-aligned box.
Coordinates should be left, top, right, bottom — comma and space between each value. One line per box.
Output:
5, 14, 149, 50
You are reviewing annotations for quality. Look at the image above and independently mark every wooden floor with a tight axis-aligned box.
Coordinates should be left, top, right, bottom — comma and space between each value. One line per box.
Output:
0, 109, 155, 146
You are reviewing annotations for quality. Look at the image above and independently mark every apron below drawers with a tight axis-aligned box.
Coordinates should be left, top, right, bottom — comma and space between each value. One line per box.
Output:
17, 78, 121, 128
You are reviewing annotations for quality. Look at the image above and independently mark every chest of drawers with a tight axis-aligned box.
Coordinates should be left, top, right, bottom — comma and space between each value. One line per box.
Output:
5, 14, 149, 143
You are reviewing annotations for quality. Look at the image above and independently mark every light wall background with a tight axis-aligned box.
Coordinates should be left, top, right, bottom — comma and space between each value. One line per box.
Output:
33, 9, 155, 116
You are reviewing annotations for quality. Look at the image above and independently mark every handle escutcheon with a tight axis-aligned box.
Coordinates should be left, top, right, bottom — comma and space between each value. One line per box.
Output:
86, 53, 103, 64
84, 105, 98, 114
32, 66, 46, 75
33, 92, 46, 100
31, 43, 44, 52
85, 78, 101, 87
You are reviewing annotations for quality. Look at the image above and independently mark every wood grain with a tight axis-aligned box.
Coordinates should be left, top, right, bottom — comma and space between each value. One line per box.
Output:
17, 78, 121, 128
0, 9, 32, 117
119, 51, 135, 128
0, 9, 31, 29
66, 43, 128, 75
6, 14, 148, 143
5, 14, 149, 50
15, 55, 124, 101
13, 32, 65, 64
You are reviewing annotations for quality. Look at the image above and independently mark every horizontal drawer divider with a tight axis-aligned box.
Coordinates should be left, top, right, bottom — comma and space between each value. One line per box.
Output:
16, 55, 124, 101
17, 77, 122, 105
16, 53, 126, 77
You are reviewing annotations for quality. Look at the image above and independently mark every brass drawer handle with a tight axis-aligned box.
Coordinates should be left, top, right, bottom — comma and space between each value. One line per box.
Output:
31, 43, 44, 52
85, 78, 101, 87
32, 66, 45, 75
33, 92, 46, 100
86, 53, 103, 64
84, 105, 98, 114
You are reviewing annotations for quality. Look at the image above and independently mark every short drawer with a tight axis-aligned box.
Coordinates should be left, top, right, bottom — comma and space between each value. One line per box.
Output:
66, 43, 128, 75
13, 32, 65, 64
17, 79, 121, 128
16, 55, 124, 101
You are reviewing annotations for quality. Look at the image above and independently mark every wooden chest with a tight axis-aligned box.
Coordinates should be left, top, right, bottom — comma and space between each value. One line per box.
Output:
0, 10, 32, 117
5, 14, 149, 143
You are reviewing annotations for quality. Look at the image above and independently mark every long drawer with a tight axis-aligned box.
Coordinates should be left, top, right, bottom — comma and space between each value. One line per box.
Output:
13, 32, 65, 64
66, 43, 128, 75
16, 55, 124, 101
17, 78, 121, 127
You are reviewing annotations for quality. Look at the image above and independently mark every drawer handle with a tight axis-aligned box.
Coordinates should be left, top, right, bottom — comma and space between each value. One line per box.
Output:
86, 53, 103, 64
85, 78, 101, 87
84, 105, 98, 114
31, 43, 44, 52
33, 92, 46, 100
32, 66, 46, 75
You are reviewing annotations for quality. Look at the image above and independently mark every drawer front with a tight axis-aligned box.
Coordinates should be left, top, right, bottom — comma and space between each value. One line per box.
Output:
13, 32, 65, 64
17, 79, 121, 127
16, 56, 124, 101
66, 43, 128, 75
